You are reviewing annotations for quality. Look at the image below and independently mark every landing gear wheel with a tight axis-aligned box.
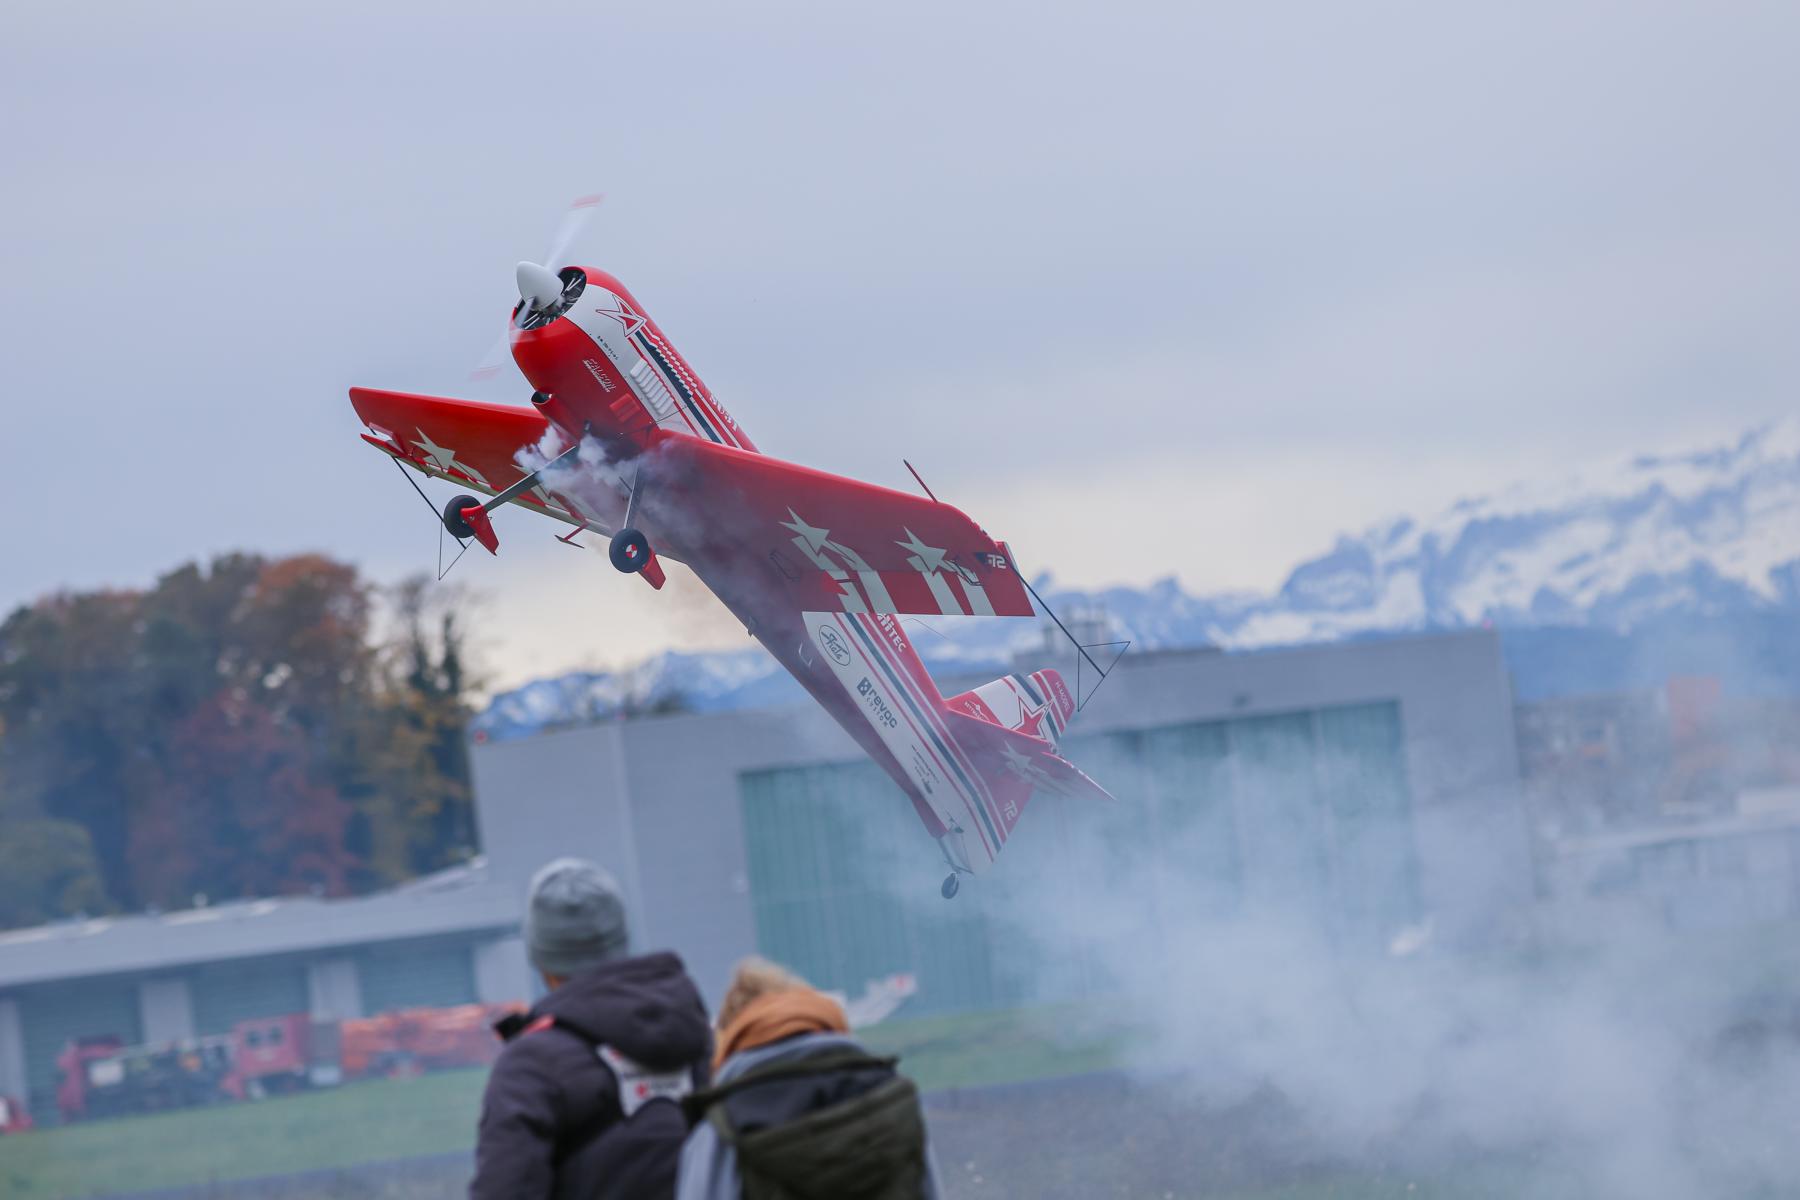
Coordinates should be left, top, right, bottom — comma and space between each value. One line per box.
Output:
442, 494, 481, 540
610, 528, 652, 574
941, 873, 960, 900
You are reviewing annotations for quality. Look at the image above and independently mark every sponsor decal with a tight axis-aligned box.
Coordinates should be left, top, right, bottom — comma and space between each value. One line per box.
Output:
857, 677, 899, 729
908, 748, 939, 795
582, 359, 617, 393
818, 624, 853, 666
594, 297, 647, 337
875, 613, 909, 656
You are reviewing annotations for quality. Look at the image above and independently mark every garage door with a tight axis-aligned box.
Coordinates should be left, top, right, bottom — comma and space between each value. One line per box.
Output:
18, 979, 141, 1121
357, 939, 477, 1014
191, 958, 310, 1035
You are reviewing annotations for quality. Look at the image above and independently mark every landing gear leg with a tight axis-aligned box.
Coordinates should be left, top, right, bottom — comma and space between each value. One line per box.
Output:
936, 825, 971, 900
609, 462, 653, 574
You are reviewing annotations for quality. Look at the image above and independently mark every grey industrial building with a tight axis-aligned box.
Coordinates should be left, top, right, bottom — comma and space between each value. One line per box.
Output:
0, 629, 1531, 1118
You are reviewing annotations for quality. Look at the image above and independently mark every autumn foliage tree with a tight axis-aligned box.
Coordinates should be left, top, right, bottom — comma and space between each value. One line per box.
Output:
0, 554, 479, 925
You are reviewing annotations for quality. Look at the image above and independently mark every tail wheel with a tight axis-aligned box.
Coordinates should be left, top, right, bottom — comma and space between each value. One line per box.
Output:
610, 528, 651, 574
941, 873, 961, 900
442, 494, 481, 540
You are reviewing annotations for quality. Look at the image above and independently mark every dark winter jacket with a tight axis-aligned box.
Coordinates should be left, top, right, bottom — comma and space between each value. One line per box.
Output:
470, 951, 712, 1200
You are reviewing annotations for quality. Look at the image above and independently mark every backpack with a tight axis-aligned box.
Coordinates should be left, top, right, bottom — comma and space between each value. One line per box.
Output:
683, 1046, 928, 1200
515, 1013, 704, 1197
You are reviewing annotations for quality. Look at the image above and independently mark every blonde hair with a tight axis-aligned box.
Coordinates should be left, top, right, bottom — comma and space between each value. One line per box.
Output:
716, 956, 810, 1033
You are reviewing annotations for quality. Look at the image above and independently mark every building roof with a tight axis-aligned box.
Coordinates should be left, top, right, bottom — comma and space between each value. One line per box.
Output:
0, 859, 519, 990
1550, 807, 1800, 858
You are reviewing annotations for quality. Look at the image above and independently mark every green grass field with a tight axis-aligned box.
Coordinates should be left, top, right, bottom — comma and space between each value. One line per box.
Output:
0, 1068, 486, 1199
0, 1005, 1658, 1200
0, 1007, 1123, 1199
860, 1001, 1135, 1088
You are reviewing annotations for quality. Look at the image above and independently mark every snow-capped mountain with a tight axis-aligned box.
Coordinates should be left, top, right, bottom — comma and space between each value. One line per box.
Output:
1233, 418, 1800, 644
475, 421, 1800, 740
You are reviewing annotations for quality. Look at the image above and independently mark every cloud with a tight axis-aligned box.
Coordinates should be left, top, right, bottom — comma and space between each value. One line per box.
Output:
2, 0, 1797, 684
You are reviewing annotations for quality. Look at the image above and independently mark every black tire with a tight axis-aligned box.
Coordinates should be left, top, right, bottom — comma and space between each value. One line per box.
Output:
442, 494, 481, 540
941, 873, 960, 900
610, 528, 652, 574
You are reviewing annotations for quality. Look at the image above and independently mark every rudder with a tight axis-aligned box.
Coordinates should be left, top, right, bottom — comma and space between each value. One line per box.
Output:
944, 668, 1077, 750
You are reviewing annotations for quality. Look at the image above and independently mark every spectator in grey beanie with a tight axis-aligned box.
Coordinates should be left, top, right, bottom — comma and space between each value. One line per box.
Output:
472, 858, 713, 1200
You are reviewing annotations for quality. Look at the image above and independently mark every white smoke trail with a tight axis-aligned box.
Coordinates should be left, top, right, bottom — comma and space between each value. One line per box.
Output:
869, 741, 1800, 1198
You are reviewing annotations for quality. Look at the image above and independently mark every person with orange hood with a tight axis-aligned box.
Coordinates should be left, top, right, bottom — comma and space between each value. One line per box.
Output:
676, 957, 941, 1200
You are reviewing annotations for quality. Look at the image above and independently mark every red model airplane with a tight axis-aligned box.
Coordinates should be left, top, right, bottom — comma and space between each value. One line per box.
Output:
351, 204, 1115, 897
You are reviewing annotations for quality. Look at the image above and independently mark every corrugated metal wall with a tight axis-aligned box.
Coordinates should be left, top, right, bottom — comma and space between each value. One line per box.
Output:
740, 760, 1035, 1016
356, 938, 478, 1014
739, 702, 1417, 1016
192, 959, 309, 1034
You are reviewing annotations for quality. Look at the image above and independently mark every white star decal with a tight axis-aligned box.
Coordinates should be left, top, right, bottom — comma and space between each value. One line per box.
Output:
1000, 741, 1051, 784
412, 429, 463, 472
1016, 701, 1050, 739
411, 429, 490, 488
781, 509, 833, 556
896, 528, 950, 575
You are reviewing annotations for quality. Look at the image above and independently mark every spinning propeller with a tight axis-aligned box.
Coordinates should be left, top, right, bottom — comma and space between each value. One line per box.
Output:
471, 194, 604, 380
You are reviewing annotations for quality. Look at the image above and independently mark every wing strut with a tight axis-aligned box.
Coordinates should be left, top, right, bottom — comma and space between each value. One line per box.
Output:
389, 455, 476, 581
1015, 570, 1131, 712
480, 440, 581, 511
446, 440, 583, 555
386, 439, 582, 575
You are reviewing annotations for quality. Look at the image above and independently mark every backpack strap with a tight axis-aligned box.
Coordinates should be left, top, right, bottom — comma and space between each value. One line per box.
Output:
681, 1048, 899, 1128
537, 1013, 702, 1164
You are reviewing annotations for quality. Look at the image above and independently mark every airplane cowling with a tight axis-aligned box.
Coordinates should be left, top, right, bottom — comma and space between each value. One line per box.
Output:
510, 308, 640, 443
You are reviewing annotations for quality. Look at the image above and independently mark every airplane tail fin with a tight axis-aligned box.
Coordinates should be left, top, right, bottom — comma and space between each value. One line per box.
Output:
944, 668, 1078, 750
936, 668, 1116, 865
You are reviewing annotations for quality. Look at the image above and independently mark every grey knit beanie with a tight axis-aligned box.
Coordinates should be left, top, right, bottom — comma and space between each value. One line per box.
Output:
523, 857, 629, 978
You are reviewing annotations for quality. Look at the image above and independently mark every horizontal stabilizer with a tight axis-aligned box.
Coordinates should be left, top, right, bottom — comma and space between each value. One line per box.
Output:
944, 707, 1118, 815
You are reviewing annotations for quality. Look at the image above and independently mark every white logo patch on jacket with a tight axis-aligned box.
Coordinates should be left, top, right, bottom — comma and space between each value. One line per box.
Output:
596, 1044, 693, 1118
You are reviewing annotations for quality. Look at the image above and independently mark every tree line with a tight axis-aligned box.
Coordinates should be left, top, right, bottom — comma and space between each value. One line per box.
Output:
0, 554, 477, 930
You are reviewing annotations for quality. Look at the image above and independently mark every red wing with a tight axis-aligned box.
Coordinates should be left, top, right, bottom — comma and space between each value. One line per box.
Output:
349, 388, 616, 533
655, 438, 1035, 618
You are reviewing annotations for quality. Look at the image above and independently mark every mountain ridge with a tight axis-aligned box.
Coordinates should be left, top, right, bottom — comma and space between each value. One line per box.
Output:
475, 421, 1800, 741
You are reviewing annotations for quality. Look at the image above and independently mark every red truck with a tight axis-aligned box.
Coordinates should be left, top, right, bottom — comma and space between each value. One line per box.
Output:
56, 1003, 519, 1122
56, 1034, 236, 1121
226, 1015, 344, 1097
225, 1005, 510, 1095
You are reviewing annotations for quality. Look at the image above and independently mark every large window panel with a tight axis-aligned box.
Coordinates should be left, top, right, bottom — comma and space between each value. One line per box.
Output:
1228, 711, 1331, 920
1143, 721, 1240, 917
1316, 703, 1421, 945
739, 698, 1418, 1016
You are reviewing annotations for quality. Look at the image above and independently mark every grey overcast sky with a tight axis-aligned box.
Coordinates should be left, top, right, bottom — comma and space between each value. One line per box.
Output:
3, 1, 1796, 685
